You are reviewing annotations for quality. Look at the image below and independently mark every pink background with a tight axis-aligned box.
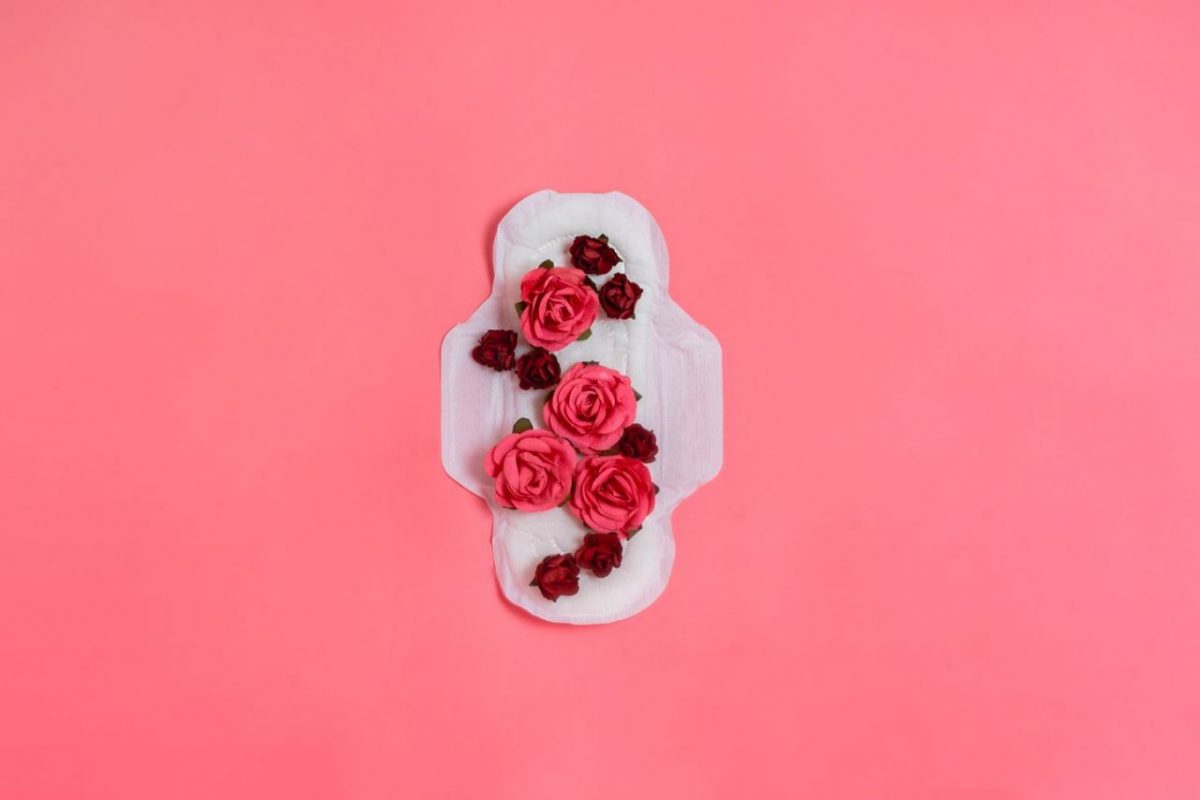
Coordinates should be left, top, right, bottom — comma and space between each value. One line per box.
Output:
2, 2, 1199, 798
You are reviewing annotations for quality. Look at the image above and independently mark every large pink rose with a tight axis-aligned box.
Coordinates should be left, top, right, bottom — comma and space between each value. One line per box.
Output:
484, 429, 576, 511
568, 455, 656, 534
519, 266, 599, 351
543, 363, 638, 453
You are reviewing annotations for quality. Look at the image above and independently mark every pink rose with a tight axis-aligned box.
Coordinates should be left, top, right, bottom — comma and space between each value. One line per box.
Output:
518, 266, 599, 352
568, 455, 656, 534
484, 429, 576, 511
543, 363, 638, 453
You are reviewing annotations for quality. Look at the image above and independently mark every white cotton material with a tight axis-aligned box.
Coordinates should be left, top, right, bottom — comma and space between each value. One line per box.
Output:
441, 190, 722, 624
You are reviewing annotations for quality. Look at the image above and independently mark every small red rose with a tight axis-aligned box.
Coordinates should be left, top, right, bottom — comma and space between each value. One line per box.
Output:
530, 553, 580, 601
574, 532, 624, 578
617, 423, 658, 463
599, 274, 643, 319
471, 329, 517, 371
515, 347, 561, 390
569, 234, 621, 275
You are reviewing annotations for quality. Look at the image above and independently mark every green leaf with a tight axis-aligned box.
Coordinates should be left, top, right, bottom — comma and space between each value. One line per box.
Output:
582, 360, 599, 366
653, 483, 660, 495
598, 234, 609, 243
577, 329, 592, 341
600, 447, 619, 456
512, 417, 533, 434
544, 389, 555, 403
625, 525, 642, 539
633, 389, 643, 401
539, 259, 553, 269
515, 301, 529, 315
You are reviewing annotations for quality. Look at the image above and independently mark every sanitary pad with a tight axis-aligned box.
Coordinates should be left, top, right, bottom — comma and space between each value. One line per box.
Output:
441, 190, 722, 624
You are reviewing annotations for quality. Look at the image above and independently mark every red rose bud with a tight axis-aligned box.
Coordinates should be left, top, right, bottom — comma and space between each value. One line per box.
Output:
574, 532, 624, 578
472, 329, 517, 371
530, 553, 580, 601
617, 423, 658, 463
515, 347, 561, 390
569, 234, 621, 275
598, 273, 643, 319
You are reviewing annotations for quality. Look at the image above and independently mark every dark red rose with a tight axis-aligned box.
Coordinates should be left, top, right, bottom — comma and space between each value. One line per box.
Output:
530, 553, 580, 601
472, 329, 517, 371
574, 532, 624, 578
569, 234, 621, 275
598, 274, 643, 319
617, 423, 658, 463
515, 347, 561, 390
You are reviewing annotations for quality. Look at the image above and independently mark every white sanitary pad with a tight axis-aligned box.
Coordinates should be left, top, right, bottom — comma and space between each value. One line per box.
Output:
441, 190, 722, 624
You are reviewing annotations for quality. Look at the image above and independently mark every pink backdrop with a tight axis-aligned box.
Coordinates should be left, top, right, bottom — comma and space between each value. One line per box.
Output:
2, 2, 1199, 798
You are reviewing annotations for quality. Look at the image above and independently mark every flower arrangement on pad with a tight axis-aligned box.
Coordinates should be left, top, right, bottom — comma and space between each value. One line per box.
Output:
470, 235, 659, 602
